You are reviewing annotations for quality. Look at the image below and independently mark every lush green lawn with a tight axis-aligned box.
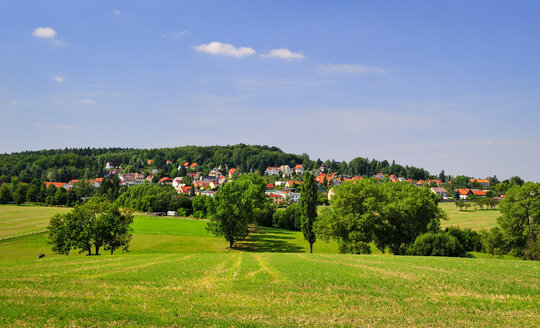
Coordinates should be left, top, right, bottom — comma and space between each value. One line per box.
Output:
0, 204, 71, 239
439, 201, 500, 231
0, 252, 538, 327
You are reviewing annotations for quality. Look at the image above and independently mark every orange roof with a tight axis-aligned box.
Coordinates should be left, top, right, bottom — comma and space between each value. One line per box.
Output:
472, 190, 487, 196
68, 179, 79, 184
183, 162, 190, 167
229, 168, 237, 175
166, 160, 172, 163
294, 164, 303, 169
352, 176, 362, 180
457, 188, 471, 195
147, 159, 154, 164
159, 177, 172, 183
190, 163, 199, 168
94, 178, 104, 183
476, 179, 489, 183
44, 182, 66, 188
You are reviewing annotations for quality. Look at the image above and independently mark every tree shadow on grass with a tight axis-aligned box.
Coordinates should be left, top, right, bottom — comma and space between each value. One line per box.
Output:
235, 226, 304, 253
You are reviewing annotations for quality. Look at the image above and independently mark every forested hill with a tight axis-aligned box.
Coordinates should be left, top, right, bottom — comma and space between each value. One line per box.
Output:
0, 144, 431, 183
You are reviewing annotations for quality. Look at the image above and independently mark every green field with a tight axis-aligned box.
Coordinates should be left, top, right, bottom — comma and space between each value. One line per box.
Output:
439, 202, 500, 230
0, 205, 71, 239
1, 205, 539, 326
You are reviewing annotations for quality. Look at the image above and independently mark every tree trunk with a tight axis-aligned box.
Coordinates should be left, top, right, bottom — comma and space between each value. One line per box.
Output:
95, 245, 100, 255
229, 240, 234, 248
111, 249, 114, 255
309, 243, 313, 254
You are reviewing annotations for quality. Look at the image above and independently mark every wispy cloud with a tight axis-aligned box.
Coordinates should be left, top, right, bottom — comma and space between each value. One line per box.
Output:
8, 100, 22, 105
318, 64, 386, 74
113, 9, 121, 16
194, 42, 255, 58
32, 122, 42, 127
32, 27, 57, 38
162, 30, 190, 38
261, 48, 304, 60
52, 75, 65, 83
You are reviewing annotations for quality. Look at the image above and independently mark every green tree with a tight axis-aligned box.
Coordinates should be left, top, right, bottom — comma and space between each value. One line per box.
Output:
206, 174, 266, 248
498, 182, 540, 259
47, 197, 133, 255
407, 232, 466, 257
299, 172, 318, 253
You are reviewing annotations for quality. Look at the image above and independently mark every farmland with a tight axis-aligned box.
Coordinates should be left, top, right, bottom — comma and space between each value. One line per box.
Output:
0, 205, 71, 240
439, 202, 500, 230
0, 205, 539, 326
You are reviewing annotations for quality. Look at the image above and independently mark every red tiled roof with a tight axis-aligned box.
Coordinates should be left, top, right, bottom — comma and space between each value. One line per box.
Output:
44, 182, 66, 188
190, 163, 199, 168
472, 190, 487, 196
457, 189, 471, 195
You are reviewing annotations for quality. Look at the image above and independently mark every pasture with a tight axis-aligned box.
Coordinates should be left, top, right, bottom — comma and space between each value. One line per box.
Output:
0, 205, 539, 326
439, 201, 499, 230
0, 205, 71, 239
0, 252, 538, 327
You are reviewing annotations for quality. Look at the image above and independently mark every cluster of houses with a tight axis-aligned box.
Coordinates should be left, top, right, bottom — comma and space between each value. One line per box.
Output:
41, 159, 495, 202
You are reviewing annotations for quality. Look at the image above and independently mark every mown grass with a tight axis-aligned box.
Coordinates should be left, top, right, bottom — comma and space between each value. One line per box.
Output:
0, 204, 71, 239
439, 201, 500, 230
0, 252, 538, 327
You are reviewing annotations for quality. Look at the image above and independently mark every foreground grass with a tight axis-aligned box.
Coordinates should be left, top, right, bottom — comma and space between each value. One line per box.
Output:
0, 252, 538, 327
0, 204, 71, 239
439, 202, 499, 230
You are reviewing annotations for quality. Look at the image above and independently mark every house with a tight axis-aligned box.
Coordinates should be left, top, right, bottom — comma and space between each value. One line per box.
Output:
294, 164, 304, 175
189, 163, 199, 169
183, 162, 190, 167
266, 183, 275, 189
105, 162, 114, 170
228, 168, 238, 178
286, 192, 301, 203
44, 182, 68, 189
374, 173, 384, 179
147, 159, 154, 165
166, 160, 172, 165
92, 178, 104, 188
197, 190, 216, 197
219, 176, 227, 184
430, 187, 448, 200
285, 181, 301, 188
209, 168, 222, 178
66, 179, 79, 189
265, 167, 280, 176
279, 165, 292, 176
118, 173, 145, 187
172, 177, 183, 188
456, 188, 473, 199
176, 186, 191, 194
416, 179, 425, 186
472, 190, 487, 197
471, 179, 490, 189
167, 211, 177, 216
267, 194, 285, 205
146, 175, 154, 182
158, 177, 173, 184
274, 181, 286, 187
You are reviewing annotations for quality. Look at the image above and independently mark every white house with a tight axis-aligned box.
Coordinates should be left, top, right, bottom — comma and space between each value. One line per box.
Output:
279, 165, 292, 176
105, 162, 114, 170
265, 167, 280, 176
286, 192, 301, 203
294, 164, 304, 175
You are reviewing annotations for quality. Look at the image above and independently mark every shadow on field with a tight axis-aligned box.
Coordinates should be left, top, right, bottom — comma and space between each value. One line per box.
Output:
236, 226, 304, 253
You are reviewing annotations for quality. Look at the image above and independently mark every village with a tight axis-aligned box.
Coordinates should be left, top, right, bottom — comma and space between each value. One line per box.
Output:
39, 159, 499, 207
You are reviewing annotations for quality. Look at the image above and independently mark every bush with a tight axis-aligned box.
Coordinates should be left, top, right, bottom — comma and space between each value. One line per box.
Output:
444, 227, 482, 252
407, 232, 466, 257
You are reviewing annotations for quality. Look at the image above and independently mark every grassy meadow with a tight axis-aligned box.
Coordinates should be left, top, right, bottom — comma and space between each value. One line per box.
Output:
1, 204, 539, 326
0, 204, 71, 239
439, 202, 500, 230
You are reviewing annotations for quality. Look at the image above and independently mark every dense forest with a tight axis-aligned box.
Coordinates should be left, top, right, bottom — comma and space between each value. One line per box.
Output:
0, 144, 432, 183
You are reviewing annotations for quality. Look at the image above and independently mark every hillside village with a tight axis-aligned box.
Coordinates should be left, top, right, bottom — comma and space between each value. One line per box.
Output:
34, 159, 503, 207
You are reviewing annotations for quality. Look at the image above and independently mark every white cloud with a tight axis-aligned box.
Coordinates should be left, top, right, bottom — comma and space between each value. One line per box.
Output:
194, 42, 255, 58
8, 100, 22, 105
53, 75, 65, 83
32, 27, 57, 38
318, 64, 386, 74
32, 122, 42, 127
113, 9, 121, 16
261, 48, 304, 60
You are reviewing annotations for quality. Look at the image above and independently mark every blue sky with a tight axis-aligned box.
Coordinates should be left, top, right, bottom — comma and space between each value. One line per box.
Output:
1, 1, 539, 181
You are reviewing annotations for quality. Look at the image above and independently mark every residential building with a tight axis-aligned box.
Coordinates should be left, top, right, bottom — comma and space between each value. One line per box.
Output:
265, 167, 280, 176
430, 187, 448, 200
294, 164, 304, 175
279, 165, 292, 176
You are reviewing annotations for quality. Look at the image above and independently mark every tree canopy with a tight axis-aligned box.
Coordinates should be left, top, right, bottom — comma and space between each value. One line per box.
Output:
315, 180, 445, 254
206, 174, 266, 248
48, 197, 133, 255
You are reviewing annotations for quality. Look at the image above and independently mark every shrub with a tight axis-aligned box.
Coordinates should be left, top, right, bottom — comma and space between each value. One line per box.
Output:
407, 232, 466, 257
445, 227, 482, 252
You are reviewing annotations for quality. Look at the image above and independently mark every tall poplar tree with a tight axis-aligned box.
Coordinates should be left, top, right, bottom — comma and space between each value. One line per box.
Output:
300, 172, 318, 253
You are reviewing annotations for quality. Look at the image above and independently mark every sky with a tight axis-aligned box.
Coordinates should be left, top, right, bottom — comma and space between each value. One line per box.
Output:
0, 1, 539, 182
